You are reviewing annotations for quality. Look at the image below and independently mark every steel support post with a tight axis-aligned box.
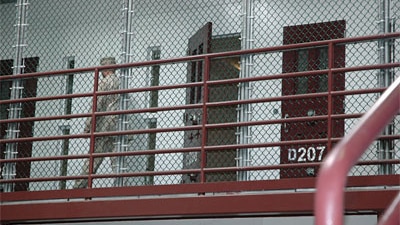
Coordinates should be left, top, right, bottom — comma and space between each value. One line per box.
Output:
377, 0, 394, 174
115, 0, 135, 187
236, 0, 254, 181
2, 0, 29, 193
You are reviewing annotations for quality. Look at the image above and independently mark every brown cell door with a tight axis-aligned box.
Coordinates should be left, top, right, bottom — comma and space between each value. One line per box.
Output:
0, 60, 13, 179
280, 21, 345, 178
182, 22, 212, 183
0, 57, 39, 191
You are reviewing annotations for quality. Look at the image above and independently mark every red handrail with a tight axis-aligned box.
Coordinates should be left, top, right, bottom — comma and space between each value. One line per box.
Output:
315, 76, 400, 225
377, 192, 400, 225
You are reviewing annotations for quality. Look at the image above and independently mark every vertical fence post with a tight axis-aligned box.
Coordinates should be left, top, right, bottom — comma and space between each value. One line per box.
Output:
237, 0, 254, 181
145, 46, 160, 185
377, 0, 395, 175
87, 68, 101, 188
2, 0, 29, 193
59, 57, 74, 190
327, 42, 334, 152
115, 0, 135, 187
200, 56, 211, 183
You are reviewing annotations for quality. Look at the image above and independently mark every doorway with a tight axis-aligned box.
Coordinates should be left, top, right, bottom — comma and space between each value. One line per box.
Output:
0, 57, 39, 191
182, 22, 240, 183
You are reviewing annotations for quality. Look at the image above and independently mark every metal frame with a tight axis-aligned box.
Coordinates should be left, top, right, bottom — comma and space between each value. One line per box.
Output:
2, 0, 29, 193
2, 189, 398, 223
237, 0, 254, 181
0, 33, 399, 223
377, 0, 396, 175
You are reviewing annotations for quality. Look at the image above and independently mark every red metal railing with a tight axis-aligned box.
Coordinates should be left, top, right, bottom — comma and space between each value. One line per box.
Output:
0, 33, 399, 223
315, 75, 400, 225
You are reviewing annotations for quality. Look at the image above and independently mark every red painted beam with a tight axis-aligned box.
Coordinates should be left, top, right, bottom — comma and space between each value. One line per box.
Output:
1, 189, 397, 223
2, 175, 398, 202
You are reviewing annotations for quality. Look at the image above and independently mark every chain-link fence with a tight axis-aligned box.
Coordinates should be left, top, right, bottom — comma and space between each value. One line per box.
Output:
0, 0, 399, 191
1, 0, 398, 68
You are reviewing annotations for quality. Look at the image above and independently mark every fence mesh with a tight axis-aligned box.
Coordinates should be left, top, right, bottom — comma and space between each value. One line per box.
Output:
0, 0, 399, 191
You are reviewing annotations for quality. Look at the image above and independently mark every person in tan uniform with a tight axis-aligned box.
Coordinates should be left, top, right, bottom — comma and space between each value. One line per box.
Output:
74, 57, 120, 189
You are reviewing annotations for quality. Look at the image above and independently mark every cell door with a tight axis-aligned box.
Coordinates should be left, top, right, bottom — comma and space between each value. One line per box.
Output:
280, 21, 345, 178
182, 22, 212, 183
0, 57, 39, 191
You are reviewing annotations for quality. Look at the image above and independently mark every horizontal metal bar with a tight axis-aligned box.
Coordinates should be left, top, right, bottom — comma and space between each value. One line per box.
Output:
1, 189, 398, 223
2, 175, 398, 203
1, 33, 398, 82
0, 85, 388, 125
2, 159, 397, 185
1, 134, 398, 165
